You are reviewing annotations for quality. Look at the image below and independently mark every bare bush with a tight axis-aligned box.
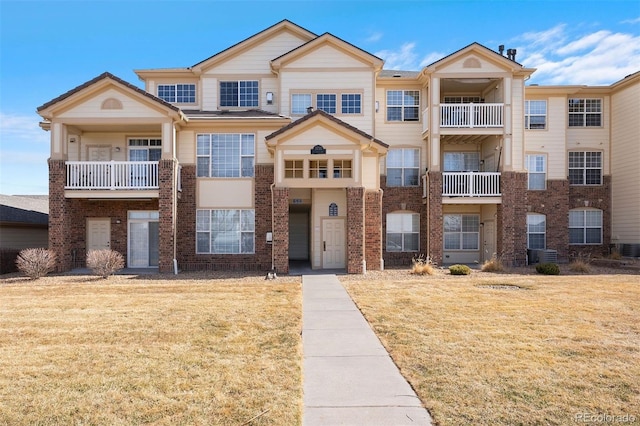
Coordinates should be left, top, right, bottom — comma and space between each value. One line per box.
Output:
16, 248, 57, 280
86, 249, 125, 278
481, 254, 505, 272
411, 255, 435, 276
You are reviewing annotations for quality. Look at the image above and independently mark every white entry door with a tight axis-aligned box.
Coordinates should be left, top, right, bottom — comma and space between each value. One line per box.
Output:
87, 218, 111, 252
322, 218, 345, 269
483, 220, 496, 262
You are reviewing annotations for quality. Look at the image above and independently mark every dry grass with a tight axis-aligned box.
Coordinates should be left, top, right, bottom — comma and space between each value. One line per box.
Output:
480, 255, 505, 273
343, 266, 640, 425
0, 272, 302, 425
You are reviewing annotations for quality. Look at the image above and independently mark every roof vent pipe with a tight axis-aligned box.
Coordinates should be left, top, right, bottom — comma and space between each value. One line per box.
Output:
498, 45, 505, 56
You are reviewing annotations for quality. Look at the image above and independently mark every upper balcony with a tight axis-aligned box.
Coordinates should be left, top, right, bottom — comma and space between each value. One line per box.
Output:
64, 161, 160, 198
421, 103, 505, 133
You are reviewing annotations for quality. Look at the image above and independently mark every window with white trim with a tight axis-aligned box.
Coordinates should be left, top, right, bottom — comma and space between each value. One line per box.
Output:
527, 214, 546, 249
568, 98, 602, 127
196, 133, 255, 178
443, 96, 482, 103
387, 90, 419, 121
291, 94, 312, 114
219, 81, 259, 107
386, 148, 419, 186
569, 209, 602, 244
284, 160, 304, 178
333, 160, 352, 178
316, 94, 336, 114
157, 84, 196, 103
526, 154, 546, 190
386, 212, 419, 252
129, 138, 161, 161
341, 94, 361, 114
525, 100, 547, 129
568, 151, 602, 185
444, 214, 479, 250
196, 209, 255, 254
309, 160, 328, 178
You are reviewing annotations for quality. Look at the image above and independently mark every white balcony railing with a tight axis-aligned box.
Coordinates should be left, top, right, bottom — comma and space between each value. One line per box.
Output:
442, 172, 501, 197
65, 161, 159, 190
441, 103, 503, 128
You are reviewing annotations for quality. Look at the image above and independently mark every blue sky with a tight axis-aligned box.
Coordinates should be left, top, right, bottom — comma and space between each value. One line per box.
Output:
1, 0, 638, 195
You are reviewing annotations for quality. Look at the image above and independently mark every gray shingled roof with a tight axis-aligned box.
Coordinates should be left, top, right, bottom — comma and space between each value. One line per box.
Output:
378, 70, 420, 78
0, 195, 49, 226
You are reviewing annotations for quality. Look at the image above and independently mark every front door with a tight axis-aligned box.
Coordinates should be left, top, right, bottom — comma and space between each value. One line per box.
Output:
87, 218, 111, 252
483, 220, 496, 262
322, 218, 345, 269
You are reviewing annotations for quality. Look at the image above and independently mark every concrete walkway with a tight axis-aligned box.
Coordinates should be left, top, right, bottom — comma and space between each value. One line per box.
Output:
302, 274, 432, 425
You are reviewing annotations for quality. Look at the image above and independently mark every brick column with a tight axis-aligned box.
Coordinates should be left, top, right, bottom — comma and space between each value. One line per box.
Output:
158, 159, 176, 273
48, 159, 72, 272
347, 187, 365, 274
272, 187, 289, 274
255, 165, 275, 269
365, 190, 382, 270
176, 165, 196, 267
498, 171, 528, 266
427, 171, 443, 266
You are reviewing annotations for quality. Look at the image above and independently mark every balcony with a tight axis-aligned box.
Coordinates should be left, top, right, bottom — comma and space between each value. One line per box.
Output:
66, 161, 159, 190
443, 172, 501, 197
441, 103, 503, 128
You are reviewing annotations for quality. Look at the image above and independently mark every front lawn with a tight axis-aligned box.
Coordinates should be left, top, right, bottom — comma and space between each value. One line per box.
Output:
343, 268, 640, 425
0, 273, 302, 425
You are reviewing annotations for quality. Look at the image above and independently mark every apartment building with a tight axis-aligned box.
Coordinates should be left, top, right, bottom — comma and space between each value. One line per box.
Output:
37, 20, 640, 274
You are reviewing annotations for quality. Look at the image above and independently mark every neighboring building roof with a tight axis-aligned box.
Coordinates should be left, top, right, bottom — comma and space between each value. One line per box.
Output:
182, 109, 288, 119
265, 109, 389, 148
0, 195, 49, 226
36, 72, 180, 113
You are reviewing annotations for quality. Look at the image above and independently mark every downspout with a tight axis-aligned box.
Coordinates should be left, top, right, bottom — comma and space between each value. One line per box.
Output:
425, 172, 430, 263
270, 183, 276, 272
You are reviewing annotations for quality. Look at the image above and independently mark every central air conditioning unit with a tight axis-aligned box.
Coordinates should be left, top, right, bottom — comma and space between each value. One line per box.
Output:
527, 249, 558, 265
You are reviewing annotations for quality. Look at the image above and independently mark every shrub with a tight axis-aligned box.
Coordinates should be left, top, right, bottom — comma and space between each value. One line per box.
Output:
481, 255, 505, 273
411, 255, 435, 276
449, 264, 472, 275
569, 259, 591, 273
87, 249, 125, 278
535, 263, 560, 275
15, 248, 57, 280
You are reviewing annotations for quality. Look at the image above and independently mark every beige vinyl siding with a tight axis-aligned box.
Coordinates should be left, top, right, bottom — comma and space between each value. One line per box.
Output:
177, 130, 195, 164
197, 180, 253, 209
611, 82, 640, 243
524, 96, 567, 180
0, 226, 48, 250
206, 32, 307, 75
56, 88, 167, 119
201, 77, 217, 111
255, 130, 276, 164
434, 55, 509, 74
285, 45, 369, 69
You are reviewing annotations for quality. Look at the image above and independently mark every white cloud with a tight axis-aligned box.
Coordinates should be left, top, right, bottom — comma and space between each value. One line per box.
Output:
419, 52, 447, 68
517, 26, 640, 85
621, 16, 640, 24
0, 112, 49, 145
375, 42, 418, 70
365, 31, 383, 43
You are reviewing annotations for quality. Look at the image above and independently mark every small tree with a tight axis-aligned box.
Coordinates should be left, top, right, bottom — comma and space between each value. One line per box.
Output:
16, 248, 57, 280
87, 249, 125, 278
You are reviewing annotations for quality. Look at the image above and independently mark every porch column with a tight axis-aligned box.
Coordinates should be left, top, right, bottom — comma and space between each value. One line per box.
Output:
158, 158, 177, 273
430, 77, 441, 171
272, 187, 289, 274
347, 187, 365, 274
365, 189, 383, 270
48, 159, 72, 271
427, 171, 443, 265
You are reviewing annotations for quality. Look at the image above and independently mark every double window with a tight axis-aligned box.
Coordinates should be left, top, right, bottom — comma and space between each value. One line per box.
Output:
196, 209, 255, 254
568, 98, 602, 127
568, 151, 602, 185
569, 209, 602, 244
526, 154, 546, 190
387, 90, 419, 121
128, 138, 161, 161
291, 92, 362, 115
525, 100, 547, 130
386, 148, 419, 186
444, 214, 479, 250
527, 214, 546, 249
196, 134, 255, 178
220, 81, 259, 107
284, 159, 352, 179
386, 212, 419, 252
157, 84, 196, 103
443, 152, 480, 172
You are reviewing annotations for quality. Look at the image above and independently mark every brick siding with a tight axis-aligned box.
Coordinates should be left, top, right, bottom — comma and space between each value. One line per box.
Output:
364, 190, 382, 270
346, 187, 364, 273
